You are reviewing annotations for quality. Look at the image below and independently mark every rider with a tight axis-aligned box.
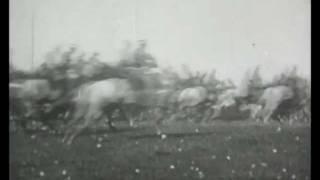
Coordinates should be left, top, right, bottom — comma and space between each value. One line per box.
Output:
88, 52, 100, 63
132, 40, 158, 68
57, 46, 77, 98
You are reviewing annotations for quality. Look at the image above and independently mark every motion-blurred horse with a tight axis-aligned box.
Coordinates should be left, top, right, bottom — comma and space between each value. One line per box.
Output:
62, 78, 178, 145
255, 85, 294, 123
9, 79, 61, 129
175, 86, 214, 122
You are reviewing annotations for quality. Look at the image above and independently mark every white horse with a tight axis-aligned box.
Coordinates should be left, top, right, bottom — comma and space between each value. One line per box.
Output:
62, 78, 178, 145
255, 85, 294, 123
10, 79, 60, 119
176, 86, 211, 122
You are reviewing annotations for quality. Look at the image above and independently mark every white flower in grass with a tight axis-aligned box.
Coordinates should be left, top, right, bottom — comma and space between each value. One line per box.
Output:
251, 164, 256, 169
161, 134, 167, 140
198, 171, 205, 179
248, 171, 253, 177
291, 174, 296, 179
282, 168, 287, 173
53, 160, 59, 165
195, 167, 199, 171
135, 169, 140, 173
260, 162, 268, 167
211, 155, 216, 159
231, 170, 235, 174
190, 166, 194, 170
177, 148, 182, 152
30, 135, 36, 139
277, 127, 282, 132
277, 175, 282, 180
39, 171, 45, 177
170, 165, 175, 169
195, 128, 199, 133
96, 143, 102, 148
62, 170, 67, 175
272, 148, 278, 153
295, 136, 300, 141
226, 156, 231, 160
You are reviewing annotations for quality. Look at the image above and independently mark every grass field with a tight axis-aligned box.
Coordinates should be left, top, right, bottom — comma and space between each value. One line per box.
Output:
10, 120, 310, 180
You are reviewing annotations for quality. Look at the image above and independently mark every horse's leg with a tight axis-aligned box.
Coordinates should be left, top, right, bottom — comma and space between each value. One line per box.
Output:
180, 106, 191, 122
160, 107, 169, 124
165, 107, 175, 124
195, 102, 205, 123
65, 118, 88, 145
250, 107, 258, 121
175, 104, 184, 121
66, 108, 102, 145
256, 105, 266, 122
194, 104, 205, 123
132, 112, 142, 127
303, 106, 310, 123
211, 106, 222, 120
263, 103, 278, 124
133, 106, 146, 126
62, 116, 84, 143
165, 104, 175, 121
154, 107, 166, 135
24, 102, 34, 118
260, 106, 269, 124
106, 109, 117, 131
63, 103, 86, 134
188, 107, 197, 123
91, 110, 108, 132
62, 103, 88, 143
254, 110, 261, 122
201, 108, 213, 124
62, 112, 83, 143
118, 104, 133, 127
131, 112, 142, 127
133, 105, 142, 126
152, 108, 160, 134
256, 99, 266, 123
184, 106, 191, 121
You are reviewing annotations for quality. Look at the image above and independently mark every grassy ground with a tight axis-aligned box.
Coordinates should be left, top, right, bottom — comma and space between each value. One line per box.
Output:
10, 120, 310, 180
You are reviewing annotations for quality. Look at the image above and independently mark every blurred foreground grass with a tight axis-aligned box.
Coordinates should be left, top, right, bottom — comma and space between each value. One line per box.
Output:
10, 121, 310, 180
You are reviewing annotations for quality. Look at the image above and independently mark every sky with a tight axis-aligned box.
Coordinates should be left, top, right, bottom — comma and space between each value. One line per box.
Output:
10, 0, 310, 84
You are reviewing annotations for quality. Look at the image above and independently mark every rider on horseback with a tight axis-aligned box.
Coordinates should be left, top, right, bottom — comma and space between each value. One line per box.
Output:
132, 40, 157, 68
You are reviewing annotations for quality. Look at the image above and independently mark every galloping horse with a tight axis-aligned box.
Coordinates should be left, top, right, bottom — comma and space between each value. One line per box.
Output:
62, 78, 179, 145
